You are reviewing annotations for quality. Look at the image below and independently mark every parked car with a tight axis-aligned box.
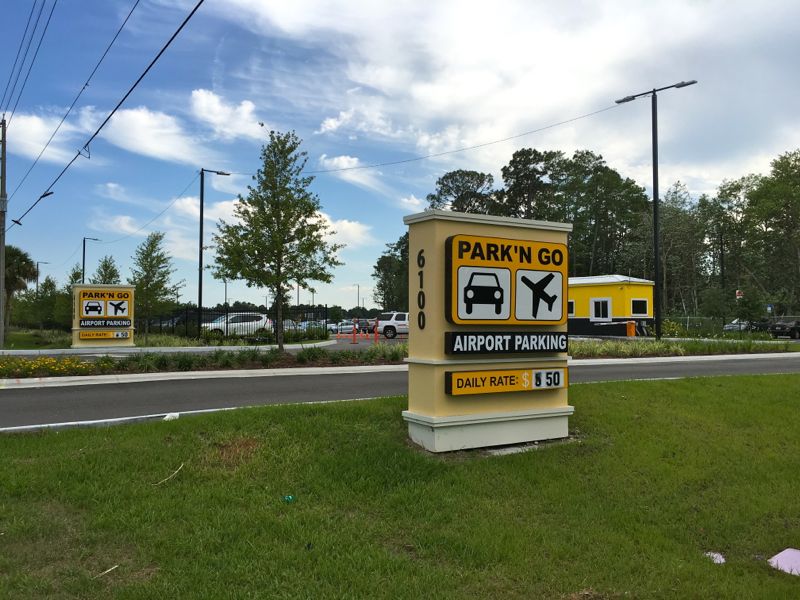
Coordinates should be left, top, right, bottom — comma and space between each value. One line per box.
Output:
336, 319, 374, 333
376, 311, 409, 339
722, 319, 748, 332
201, 312, 271, 336
723, 318, 771, 333
769, 320, 800, 339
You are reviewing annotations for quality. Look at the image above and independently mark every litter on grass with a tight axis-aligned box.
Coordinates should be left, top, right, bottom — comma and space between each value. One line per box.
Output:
163, 413, 180, 421
768, 548, 800, 575
704, 551, 726, 564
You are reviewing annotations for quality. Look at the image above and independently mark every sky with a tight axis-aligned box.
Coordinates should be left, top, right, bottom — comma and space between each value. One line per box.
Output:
1, 0, 798, 311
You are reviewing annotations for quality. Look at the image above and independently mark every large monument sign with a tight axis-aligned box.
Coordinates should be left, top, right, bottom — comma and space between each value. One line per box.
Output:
402, 210, 572, 452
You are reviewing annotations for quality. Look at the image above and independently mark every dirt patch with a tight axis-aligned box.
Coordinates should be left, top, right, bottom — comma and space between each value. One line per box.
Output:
211, 436, 261, 469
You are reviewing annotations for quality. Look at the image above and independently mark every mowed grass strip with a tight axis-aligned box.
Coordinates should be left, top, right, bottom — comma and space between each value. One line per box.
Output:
1, 375, 799, 598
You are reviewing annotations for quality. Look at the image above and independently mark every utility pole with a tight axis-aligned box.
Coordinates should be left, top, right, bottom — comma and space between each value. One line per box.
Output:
0, 118, 7, 348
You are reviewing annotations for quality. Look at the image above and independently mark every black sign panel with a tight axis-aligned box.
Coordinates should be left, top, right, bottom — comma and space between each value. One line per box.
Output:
444, 331, 568, 355
80, 318, 132, 328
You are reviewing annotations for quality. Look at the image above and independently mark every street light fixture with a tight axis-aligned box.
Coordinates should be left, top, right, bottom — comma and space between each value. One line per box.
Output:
82, 237, 100, 284
36, 261, 50, 295
615, 80, 697, 339
198, 168, 230, 332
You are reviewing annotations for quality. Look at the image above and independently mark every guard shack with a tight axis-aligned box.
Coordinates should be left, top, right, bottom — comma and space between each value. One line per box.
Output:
567, 275, 654, 336
403, 210, 572, 452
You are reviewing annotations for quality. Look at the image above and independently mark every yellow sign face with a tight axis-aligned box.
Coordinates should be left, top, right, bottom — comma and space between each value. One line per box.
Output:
445, 367, 567, 396
445, 234, 568, 325
78, 289, 134, 320
79, 330, 131, 340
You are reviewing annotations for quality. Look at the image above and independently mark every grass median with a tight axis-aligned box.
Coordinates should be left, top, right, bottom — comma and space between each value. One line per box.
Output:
2, 374, 799, 598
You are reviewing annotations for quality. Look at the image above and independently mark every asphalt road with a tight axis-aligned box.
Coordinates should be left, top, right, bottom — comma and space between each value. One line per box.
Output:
2, 354, 800, 430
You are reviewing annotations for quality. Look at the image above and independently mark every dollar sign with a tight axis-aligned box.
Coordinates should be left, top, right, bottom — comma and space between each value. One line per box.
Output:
522, 372, 529, 388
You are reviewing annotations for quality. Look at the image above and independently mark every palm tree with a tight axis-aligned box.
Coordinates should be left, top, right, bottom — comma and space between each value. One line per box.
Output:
4, 245, 37, 329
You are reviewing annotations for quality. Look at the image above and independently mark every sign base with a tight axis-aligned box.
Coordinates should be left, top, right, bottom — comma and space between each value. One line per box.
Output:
402, 406, 574, 453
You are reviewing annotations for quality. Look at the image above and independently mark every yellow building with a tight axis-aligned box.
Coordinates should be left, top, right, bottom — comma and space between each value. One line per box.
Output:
567, 275, 653, 336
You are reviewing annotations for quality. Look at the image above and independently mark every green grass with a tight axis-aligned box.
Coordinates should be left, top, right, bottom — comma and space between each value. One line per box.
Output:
2, 375, 799, 598
4, 329, 71, 350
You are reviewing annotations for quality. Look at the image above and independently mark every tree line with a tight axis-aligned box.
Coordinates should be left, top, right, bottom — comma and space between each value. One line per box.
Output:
373, 148, 800, 321
9, 129, 344, 351
11, 231, 183, 332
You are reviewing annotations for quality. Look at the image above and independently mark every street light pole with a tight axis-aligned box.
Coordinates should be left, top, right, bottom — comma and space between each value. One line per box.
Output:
615, 80, 697, 340
36, 261, 50, 295
198, 168, 230, 333
82, 237, 100, 284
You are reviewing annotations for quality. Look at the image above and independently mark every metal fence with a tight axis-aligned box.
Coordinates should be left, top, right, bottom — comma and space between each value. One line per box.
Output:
663, 315, 800, 336
139, 305, 332, 341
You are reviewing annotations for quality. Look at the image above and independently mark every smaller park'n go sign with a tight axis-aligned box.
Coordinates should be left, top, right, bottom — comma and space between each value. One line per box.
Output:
72, 284, 135, 348
445, 234, 568, 325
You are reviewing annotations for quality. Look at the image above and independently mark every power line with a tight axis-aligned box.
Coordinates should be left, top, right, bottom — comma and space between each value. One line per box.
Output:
100, 172, 200, 244
82, 0, 205, 153
54, 239, 83, 268
305, 104, 621, 174
0, 1, 38, 112
8, 0, 142, 202
2, 0, 46, 116
7, 0, 60, 127
8, 0, 206, 231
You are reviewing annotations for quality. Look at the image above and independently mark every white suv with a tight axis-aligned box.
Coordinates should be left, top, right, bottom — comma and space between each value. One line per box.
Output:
377, 312, 409, 339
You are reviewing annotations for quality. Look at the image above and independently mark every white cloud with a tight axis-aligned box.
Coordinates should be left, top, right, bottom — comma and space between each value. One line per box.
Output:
173, 196, 239, 224
318, 153, 389, 194
190, 89, 265, 141
398, 194, 424, 212
96, 106, 214, 165
7, 113, 82, 163
317, 211, 376, 249
315, 109, 353, 134
208, 0, 800, 198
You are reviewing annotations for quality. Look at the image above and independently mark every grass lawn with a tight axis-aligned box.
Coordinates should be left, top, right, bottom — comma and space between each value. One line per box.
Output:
4, 329, 71, 350
2, 375, 799, 598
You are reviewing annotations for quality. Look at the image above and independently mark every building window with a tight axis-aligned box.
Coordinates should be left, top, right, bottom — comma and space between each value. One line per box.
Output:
631, 299, 648, 316
591, 298, 611, 321
567, 300, 575, 316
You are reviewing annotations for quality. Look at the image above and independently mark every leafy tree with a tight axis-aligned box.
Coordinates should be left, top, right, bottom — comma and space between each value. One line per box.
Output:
90, 255, 122, 284
128, 232, 183, 334
425, 170, 495, 213
735, 287, 766, 324
328, 305, 343, 322
744, 150, 800, 311
3, 245, 37, 329
213, 130, 343, 350
66, 263, 83, 286
372, 233, 408, 310
497, 148, 566, 220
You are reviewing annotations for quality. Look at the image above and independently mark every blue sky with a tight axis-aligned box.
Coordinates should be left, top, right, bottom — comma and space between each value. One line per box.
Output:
2, 0, 798, 310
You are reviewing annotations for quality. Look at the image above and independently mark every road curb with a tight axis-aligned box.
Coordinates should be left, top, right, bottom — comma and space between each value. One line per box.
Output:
0, 353, 797, 390
0, 363, 409, 390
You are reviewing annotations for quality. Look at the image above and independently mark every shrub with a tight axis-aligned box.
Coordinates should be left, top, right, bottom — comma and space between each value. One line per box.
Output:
296, 347, 328, 364
174, 353, 196, 371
